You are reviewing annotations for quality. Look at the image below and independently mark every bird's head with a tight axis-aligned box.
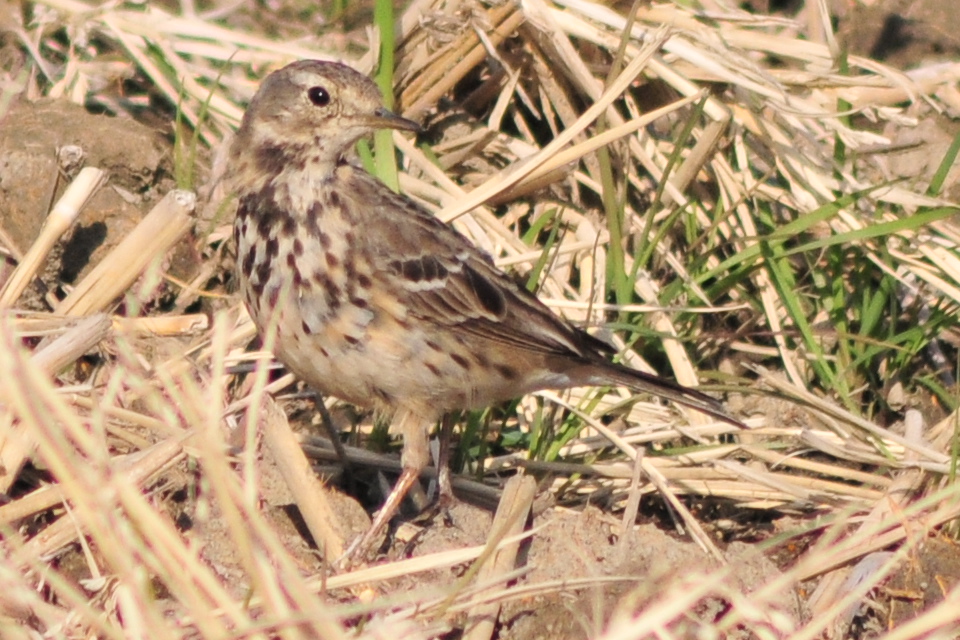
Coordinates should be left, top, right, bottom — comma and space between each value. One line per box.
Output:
233, 60, 419, 176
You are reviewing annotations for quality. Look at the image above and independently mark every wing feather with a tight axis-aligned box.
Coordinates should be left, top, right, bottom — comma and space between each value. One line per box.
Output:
355, 174, 597, 359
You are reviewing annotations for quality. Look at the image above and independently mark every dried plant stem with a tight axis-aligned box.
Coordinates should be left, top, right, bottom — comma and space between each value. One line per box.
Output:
0, 167, 106, 307
56, 190, 195, 316
0, 313, 111, 493
260, 395, 352, 561
462, 475, 536, 640
401, 3, 520, 117
437, 27, 669, 223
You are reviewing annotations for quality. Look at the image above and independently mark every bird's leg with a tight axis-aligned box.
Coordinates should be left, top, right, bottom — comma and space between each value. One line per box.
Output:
313, 393, 353, 479
339, 410, 430, 566
436, 413, 456, 503
339, 466, 420, 565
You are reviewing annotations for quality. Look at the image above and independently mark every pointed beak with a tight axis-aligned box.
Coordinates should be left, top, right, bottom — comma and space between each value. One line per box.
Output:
368, 107, 421, 133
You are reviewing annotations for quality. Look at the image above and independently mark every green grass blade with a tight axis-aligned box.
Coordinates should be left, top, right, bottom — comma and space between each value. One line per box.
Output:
373, 0, 400, 192
779, 206, 959, 258
928, 129, 960, 197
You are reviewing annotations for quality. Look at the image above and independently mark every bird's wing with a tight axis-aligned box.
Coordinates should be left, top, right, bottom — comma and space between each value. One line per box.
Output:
357, 175, 605, 359
347, 173, 746, 427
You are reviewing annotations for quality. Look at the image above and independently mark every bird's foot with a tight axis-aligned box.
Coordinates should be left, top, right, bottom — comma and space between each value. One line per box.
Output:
337, 467, 420, 569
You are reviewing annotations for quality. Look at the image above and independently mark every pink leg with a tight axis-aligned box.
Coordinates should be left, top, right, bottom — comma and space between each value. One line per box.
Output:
338, 410, 431, 566
436, 414, 456, 502
339, 467, 421, 564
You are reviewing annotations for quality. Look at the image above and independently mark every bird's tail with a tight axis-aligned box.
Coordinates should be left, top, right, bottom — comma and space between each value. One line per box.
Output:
570, 359, 745, 428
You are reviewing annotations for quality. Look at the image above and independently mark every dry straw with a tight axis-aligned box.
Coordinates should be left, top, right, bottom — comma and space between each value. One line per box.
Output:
3, 0, 960, 637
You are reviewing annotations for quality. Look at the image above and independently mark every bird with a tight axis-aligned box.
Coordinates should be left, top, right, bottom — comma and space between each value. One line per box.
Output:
229, 59, 743, 563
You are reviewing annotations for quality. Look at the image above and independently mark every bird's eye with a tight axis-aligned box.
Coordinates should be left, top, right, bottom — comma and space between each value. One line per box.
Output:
307, 86, 331, 107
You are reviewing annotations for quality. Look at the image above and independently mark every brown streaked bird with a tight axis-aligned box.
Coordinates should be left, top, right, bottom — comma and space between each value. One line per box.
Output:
230, 60, 743, 562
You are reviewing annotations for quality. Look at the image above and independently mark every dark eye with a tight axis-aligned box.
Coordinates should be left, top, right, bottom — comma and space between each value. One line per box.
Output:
307, 86, 330, 107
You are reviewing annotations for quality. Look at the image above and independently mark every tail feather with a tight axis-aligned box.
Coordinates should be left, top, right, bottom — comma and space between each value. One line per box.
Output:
575, 360, 745, 428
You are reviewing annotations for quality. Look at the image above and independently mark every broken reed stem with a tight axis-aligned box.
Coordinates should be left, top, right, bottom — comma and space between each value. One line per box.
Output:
402, 6, 525, 119
0, 313, 112, 494
437, 27, 670, 223
259, 395, 349, 561
55, 190, 196, 316
462, 475, 537, 640
30, 313, 111, 376
0, 167, 107, 307
509, 92, 701, 194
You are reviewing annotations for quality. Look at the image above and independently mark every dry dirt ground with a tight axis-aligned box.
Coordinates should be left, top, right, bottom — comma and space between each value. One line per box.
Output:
3, 0, 960, 638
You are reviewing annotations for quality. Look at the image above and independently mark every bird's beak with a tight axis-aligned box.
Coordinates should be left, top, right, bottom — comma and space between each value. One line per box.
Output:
368, 107, 421, 133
